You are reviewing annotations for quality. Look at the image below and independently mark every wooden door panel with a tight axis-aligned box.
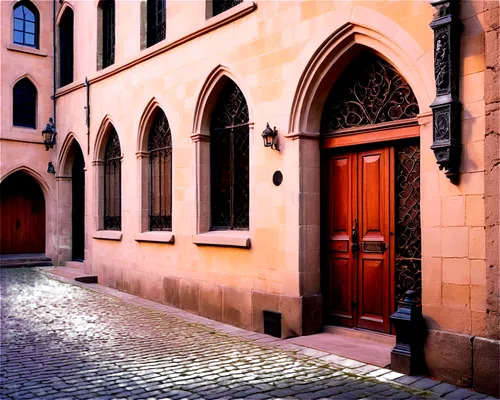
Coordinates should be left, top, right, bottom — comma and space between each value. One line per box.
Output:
357, 148, 391, 333
326, 153, 355, 326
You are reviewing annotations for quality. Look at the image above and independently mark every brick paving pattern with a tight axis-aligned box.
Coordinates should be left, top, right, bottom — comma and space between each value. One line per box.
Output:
0, 268, 486, 400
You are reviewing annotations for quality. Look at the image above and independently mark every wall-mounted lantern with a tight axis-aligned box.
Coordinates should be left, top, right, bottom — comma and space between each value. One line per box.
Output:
47, 162, 56, 174
42, 118, 56, 151
262, 123, 279, 151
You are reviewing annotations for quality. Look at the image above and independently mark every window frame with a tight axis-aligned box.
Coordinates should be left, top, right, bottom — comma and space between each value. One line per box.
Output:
12, 77, 37, 129
13, 1, 40, 49
58, 7, 74, 88
146, 0, 166, 48
100, 0, 115, 69
103, 128, 122, 231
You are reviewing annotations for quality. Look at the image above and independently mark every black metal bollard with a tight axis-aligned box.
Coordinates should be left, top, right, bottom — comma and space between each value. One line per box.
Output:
390, 290, 425, 375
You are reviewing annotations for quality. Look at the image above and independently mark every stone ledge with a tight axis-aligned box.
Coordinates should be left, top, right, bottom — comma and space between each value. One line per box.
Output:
92, 231, 123, 241
6, 44, 48, 57
192, 231, 251, 248
134, 232, 174, 244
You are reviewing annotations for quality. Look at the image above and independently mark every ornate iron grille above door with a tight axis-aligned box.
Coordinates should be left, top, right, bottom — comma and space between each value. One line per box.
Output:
321, 52, 419, 133
148, 110, 172, 231
395, 142, 422, 305
104, 129, 121, 230
210, 81, 249, 230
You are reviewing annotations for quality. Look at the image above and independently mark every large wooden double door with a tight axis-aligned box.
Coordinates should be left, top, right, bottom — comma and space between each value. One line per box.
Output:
325, 146, 394, 334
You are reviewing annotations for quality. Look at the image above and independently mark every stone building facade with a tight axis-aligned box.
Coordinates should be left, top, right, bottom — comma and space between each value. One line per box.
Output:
0, 0, 498, 396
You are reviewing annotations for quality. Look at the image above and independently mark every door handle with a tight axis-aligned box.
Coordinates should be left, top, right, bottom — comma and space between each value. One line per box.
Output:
352, 218, 359, 258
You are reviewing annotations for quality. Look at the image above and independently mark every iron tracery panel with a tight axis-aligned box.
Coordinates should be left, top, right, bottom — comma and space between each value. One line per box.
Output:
395, 142, 422, 305
104, 128, 121, 230
321, 52, 419, 133
210, 81, 249, 230
148, 110, 172, 231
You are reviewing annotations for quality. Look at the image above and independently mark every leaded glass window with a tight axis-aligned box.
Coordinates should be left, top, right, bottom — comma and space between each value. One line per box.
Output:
212, 0, 242, 17
59, 8, 74, 87
104, 129, 121, 230
102, 0, 115, 68
13, 2, 39, 48
321, 52, 419, 133
13, 78, 37, 129
210, 81, 249, 230
147, 0, 166, 47
148, 110, 172, 231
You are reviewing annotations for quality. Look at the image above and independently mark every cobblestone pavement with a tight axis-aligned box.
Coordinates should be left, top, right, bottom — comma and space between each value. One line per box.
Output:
0, 268, 485, 400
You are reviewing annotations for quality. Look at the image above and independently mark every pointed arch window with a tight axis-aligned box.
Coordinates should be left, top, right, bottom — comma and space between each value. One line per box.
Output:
13, 1, 39, 48
13, 78, 37, 129
59, 8, 74, 87
210, 81, 249, 230
99, 0, 115, 69
103, 128, 121, 230
321, 52, 419, 133
148, 110, 172, 231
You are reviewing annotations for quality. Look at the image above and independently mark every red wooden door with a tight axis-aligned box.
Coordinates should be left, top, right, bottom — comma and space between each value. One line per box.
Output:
325, 147, 393, 333
0, 173, 45, 254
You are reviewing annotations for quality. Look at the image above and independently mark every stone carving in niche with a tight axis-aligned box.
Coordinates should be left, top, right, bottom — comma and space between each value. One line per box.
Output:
429, 0, 463, 184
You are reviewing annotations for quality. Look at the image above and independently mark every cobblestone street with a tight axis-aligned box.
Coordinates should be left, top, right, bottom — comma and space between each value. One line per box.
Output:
0, 268, 489, 400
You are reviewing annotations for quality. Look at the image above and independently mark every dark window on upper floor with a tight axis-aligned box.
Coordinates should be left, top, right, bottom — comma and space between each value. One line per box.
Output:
101, 0, 115, 69
212, 0, 242, 17
13, 78, 37, 129
59, 8, 74, 87
13, 1, 39, 48
147, 0, 166, 47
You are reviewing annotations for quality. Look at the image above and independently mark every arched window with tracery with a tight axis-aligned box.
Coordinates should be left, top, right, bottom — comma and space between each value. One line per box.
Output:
13, 1, 39, 48
148, 110, 172, 231
210, 80, 249, 230
103, 128, 121, 230
13, 77, 37, 128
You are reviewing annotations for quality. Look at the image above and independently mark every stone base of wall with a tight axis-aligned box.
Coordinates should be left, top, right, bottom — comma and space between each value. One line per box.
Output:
424, 330, 500, 397
160, 275, 323, 338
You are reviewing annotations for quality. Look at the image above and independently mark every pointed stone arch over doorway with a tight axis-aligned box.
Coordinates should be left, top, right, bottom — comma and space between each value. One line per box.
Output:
57, 135, 85, 262
320, 51, 422, 334
0, 171, 45, 254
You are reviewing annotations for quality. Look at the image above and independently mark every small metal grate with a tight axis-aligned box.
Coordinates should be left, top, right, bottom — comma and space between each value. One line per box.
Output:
263, 310, 282, 338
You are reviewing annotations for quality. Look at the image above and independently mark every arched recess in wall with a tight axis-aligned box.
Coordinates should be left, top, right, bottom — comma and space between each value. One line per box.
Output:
0, 166, 50, 254
191, 65, 254, 236
137, 98, 173, 233
285, 14, 430, 335
57, 132, 86, 261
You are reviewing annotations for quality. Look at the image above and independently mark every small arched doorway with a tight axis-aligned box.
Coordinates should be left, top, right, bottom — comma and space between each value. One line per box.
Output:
72, 145, 85, 260
321, 51, 422, 334
0, 171, 45, 254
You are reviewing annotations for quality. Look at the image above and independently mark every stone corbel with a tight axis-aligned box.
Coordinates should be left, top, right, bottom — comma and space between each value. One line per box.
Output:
429, 0, 463, 184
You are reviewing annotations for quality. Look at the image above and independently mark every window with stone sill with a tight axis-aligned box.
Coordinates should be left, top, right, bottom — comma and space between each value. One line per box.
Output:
13, 1, 39, 49
148, 109, 172, 231
103, 128, 121, 230
210, 80, 249, 230
13, 77, 37, 129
